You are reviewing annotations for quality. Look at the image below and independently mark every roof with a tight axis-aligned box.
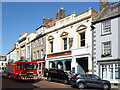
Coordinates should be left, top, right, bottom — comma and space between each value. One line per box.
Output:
48, 19, 56, 27
93, 1, 120, 23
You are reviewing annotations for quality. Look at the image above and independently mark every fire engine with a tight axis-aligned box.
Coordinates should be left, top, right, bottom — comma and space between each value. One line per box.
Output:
5, 60, 38, 80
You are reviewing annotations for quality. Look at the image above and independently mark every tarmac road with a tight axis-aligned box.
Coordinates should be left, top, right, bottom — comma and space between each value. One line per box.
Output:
1, 76, 120, 90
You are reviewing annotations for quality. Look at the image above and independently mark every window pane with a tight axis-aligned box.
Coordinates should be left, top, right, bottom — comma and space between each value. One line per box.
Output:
102, 20, 111, 35
80, 32, 85, 47
50, 42, 53, 52
63, 38, 67, 50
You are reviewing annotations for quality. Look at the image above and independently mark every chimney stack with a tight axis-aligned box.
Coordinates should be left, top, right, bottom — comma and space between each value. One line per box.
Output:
56, 7, 65, 20
43, 17, 53, 26
100, 0, 109, 11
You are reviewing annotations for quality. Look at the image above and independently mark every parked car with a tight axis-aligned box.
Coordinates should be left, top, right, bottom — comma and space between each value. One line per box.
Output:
47, 68, 74, 84
70, 73, 111, 90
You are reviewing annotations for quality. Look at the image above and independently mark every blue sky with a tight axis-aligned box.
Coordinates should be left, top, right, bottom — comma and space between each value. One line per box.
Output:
2, 2, 100, 56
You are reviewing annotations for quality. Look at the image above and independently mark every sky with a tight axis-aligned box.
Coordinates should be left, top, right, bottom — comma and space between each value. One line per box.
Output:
1, 2, 105, 56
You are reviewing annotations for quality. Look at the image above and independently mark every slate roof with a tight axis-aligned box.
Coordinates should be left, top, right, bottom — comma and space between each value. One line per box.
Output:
93, 1, 120, 23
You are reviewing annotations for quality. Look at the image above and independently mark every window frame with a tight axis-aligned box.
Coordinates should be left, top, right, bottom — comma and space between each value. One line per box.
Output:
63, 38, 67, 50
101, 20, 111, 36
79, 31, 85, 47
101, 41, 111, 57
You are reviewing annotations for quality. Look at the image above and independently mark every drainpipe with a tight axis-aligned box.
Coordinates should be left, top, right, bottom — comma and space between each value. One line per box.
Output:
90, 23, 95, 74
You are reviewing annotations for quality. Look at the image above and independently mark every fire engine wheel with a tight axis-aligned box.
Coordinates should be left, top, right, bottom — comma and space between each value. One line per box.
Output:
17, 76, 20, 80
8, 75, 11, 79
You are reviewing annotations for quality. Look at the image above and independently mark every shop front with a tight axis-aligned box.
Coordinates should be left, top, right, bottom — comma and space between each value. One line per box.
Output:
36, 59, 46, 77
98, 60, 120, 84
47, 51, 72, 71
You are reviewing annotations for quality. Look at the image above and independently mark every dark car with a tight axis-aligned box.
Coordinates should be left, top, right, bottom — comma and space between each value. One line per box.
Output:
47, 68, 74, 84
70, 73, 111, 90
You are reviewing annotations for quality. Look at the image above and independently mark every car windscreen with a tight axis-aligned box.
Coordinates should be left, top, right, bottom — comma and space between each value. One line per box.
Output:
23, 63, 37, 70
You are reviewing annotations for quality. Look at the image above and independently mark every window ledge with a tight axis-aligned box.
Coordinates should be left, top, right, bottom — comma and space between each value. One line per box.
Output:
101, 54, 112, 58
101, 33, 111, 36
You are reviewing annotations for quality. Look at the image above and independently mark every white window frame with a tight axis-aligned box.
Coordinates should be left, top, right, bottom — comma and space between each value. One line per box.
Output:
41, 49, 43, 58
33, 52, 35, 60
102, 41, 111, 57
27, 46, 30, 58
41, 37, 44, 44
37, 51, 39, 59
102, 20, 111, 35
79, 32, 85, 47
37, 39, 39, 47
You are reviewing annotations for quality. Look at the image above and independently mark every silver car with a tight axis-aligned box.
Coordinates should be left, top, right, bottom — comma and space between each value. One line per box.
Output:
70, 73, 111, 90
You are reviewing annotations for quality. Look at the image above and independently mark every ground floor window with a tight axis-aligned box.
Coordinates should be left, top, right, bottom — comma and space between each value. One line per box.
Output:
101, 63, 120, 80
102, 64, 107, 79
115, 63, 120, 79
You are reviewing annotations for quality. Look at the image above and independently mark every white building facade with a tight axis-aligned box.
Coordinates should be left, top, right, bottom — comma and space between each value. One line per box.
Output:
45, 8, 98, 74
93, 2, 120, 84
16, 32, 36, 61
6, 44, 16, 63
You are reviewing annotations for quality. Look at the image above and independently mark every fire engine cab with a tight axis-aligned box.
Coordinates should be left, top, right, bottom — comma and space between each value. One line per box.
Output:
5, 60, 38, 80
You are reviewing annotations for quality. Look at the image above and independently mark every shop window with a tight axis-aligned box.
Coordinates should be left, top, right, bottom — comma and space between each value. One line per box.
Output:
102, 65, 107, 79
102, 20, 111, 35
108, 64, 113, 79
115, 63, 120, 79
102, 41, 111, 57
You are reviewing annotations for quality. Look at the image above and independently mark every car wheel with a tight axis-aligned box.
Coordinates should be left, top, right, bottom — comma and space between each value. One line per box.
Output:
78, 83, 84, 89
47, 77, 52, 81
63, 79, 68, 84
103, 84, 110, 90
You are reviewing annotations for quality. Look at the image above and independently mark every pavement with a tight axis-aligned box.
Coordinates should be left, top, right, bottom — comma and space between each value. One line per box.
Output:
41, 76, 120, 90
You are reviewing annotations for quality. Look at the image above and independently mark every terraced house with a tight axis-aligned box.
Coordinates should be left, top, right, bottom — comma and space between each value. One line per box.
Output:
45, 7, 98, 74
16, 32, 36, 61
92, 1, 120, 84
31, 17, 52, 76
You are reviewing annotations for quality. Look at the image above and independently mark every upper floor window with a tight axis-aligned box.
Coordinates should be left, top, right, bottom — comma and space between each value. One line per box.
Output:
60, 32, 69, 51
27, 46, 30, 58
102, 41, 111, 57
41, 37, 44, 44
50, 41, 53, 53
37, 39, 39, 46
76, 25, 87, 48
102, 20, 111, 35
34, 41, 35, 47
48, 35, 54, 53
80, 32, 85, 47
37, 51, 39, 59
33, 52, 35, 60
41, 49, 43, 58
63, 38, 67, 50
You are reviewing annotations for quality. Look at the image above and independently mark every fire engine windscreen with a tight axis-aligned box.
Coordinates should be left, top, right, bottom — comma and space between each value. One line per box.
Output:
23, 63, 37, 70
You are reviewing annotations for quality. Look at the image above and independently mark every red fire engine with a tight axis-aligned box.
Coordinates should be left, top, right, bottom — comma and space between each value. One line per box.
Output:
5, 60, 38, 80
